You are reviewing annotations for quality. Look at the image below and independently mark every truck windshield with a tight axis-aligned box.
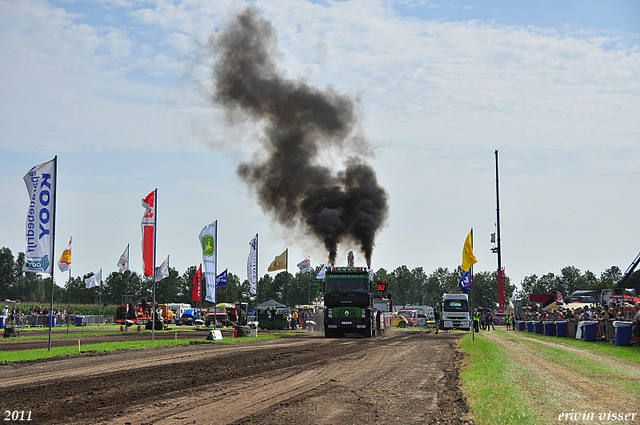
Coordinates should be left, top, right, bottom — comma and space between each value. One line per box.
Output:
325, 278, 370, 293
444, 300, 469, 312
398, 311, 414, 318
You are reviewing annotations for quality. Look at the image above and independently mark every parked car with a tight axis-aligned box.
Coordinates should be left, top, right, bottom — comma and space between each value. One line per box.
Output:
206, 307, 229, 327
392, 314, 409, 328
417, 313, 435, 328
398, 309, 419, 327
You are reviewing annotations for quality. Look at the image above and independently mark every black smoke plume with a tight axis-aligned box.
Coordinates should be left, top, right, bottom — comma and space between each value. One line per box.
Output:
210, 7, 389, 267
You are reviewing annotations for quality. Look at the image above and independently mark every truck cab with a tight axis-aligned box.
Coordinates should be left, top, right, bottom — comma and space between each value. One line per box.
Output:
323, 265, 376, 338
441, 293, 471, 331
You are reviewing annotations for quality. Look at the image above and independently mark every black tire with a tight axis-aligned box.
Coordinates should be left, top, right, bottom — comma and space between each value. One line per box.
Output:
400, 322, 406, 328
324, 328, 333, 338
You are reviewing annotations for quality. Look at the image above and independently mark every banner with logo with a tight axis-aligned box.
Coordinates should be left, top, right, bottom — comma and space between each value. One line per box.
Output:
268, 249, 287, 272
85, 268, 102, 289
23, 157, 57, 274
297, 258, 311, 274
117, 244, 129, 272
247, 234, 257, 295
192, 264, 202, 302
141, 190, 156, 276
216, 269, 228, 291
199, 221, 217, 303
57, 237, 72, 273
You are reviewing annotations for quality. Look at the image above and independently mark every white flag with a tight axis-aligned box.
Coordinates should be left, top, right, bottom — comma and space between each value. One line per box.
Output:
316, 264, 327, 280
23, 157, 56, 275
117, 244, 130, 272
247, 234, 257, 295
297, 258, 311, 274
155, 255, 169, 282
85, 268, 102, 289
200, 221, 217, 303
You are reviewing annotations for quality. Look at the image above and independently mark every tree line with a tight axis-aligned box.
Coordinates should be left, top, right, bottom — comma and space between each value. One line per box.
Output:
1, 247, 637, 310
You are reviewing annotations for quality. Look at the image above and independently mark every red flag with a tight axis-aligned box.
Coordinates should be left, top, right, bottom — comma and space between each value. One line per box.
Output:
141, 190, 156, 276
192, 264, 202, 302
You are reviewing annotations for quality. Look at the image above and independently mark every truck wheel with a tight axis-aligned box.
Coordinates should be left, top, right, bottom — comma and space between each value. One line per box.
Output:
324, 328, 333, 338
400, 322, 406, 328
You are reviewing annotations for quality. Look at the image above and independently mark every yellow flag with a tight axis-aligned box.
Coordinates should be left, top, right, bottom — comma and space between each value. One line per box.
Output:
268, 249, 287, 272
461, 231, 477, 272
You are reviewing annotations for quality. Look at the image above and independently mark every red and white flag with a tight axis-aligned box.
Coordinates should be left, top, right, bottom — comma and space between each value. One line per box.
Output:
57, 237, 72, 273
192, 264, 202, 302
141, 190, 156, 276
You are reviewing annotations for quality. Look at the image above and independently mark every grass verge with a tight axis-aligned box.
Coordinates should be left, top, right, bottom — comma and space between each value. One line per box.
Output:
459, 333, 539, 425
0, 333, 293, 363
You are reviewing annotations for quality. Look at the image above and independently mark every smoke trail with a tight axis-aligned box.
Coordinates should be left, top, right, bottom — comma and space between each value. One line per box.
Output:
210, 7, 389, 267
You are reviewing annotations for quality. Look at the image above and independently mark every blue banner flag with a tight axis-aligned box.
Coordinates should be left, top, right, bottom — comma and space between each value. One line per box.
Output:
459, 271, 471, 294
216, 269, 228, 290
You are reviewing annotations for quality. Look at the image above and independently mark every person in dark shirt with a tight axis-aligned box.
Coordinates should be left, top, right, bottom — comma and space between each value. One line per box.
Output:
434, 309, 440, 334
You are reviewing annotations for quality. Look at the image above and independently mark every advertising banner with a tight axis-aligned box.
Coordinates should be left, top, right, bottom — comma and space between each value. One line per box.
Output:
247, 234, 257, 295
23, 157, 56, 274
200, 221, 217, 303
141, 190, 156, 276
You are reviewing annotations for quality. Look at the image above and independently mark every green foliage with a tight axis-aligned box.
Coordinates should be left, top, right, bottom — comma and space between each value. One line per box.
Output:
518, 265, 621, 302
16, 303, 117, 317
472, 270, 515, 311
1, 246, 636, 311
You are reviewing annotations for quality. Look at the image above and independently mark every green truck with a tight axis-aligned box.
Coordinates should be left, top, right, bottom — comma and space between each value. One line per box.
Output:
322, 265, 379, 338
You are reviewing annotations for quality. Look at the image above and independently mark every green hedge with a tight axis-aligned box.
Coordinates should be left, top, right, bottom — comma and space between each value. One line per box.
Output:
12, 303, 117, 317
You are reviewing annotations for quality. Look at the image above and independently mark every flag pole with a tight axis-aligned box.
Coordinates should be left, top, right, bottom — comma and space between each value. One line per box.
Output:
285, 248, 289, 308
99, 277, 102, 326
471, 228, 475, 343
215, 221, 218, 329
152, 188, 158, 342
47, 155, 58, 351
67, 268, 71, 335
495, 149, 504, 313
256, 233, 260, 304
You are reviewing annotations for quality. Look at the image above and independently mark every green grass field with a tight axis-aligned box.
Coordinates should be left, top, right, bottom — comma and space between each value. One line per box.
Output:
0, 333, 294, 363
459, 329, 640, 425
459, 333, 539, 424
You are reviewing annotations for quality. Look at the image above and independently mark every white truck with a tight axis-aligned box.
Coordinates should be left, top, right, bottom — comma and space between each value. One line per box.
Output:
441, 293, 471, 331
168, 303, 191, 324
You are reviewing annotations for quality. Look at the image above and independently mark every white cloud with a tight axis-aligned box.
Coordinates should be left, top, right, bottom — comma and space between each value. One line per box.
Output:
1, 0, 639, 285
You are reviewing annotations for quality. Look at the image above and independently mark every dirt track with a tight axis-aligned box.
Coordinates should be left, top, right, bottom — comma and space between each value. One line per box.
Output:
0, 330, 471, 424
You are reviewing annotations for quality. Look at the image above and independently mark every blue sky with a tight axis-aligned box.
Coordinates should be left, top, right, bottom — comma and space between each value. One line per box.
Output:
1, 0, 639, 292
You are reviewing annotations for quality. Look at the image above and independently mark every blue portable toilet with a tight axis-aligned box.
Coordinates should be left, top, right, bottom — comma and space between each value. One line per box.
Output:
555, 321, 567, 338
533, 321, 543, 334
582, 321, 598, 342
526, 321, 534, 332
613, 321, 633, 346
518, 321, 525, 331
543, 321, 554, 336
